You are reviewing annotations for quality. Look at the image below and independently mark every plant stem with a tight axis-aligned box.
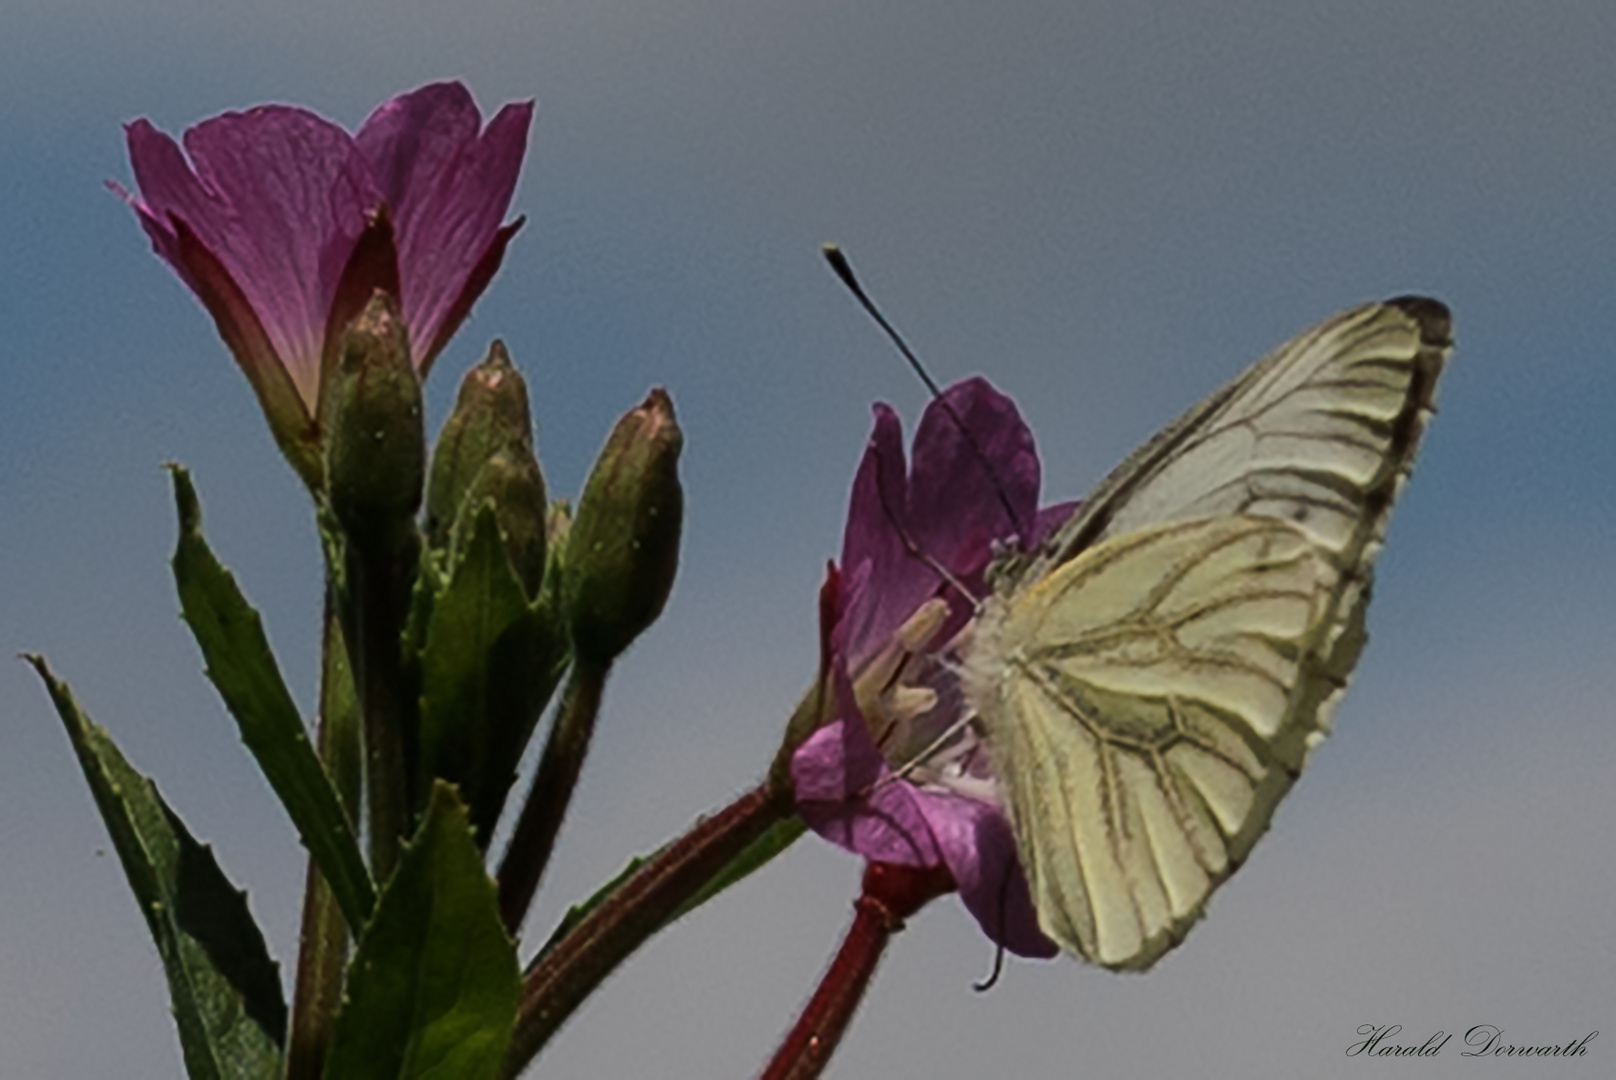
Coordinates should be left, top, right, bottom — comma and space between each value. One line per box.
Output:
500, 781, 796, 1078
496, 659, 609, 933
343, 533, 417, 881
757, 861, 955, 1080
284, 594, 363, 1080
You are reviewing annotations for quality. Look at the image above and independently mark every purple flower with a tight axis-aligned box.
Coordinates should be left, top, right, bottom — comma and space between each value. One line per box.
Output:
792, 377, 1075, 959
115, 81, 530, 484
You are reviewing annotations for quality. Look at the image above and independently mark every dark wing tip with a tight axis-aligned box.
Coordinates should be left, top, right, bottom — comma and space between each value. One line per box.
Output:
1383, 295, 1453, 347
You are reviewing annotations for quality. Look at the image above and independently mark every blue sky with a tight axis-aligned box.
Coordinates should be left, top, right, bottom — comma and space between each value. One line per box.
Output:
2, 1, 1612, 1077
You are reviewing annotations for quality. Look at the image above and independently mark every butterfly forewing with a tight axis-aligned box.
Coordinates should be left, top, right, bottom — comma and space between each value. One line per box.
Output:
1032, 297, 1450, 573
966, 297, 1451, 969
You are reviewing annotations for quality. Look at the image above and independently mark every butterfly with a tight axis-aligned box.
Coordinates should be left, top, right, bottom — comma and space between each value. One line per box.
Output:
960, 297, 1451, 969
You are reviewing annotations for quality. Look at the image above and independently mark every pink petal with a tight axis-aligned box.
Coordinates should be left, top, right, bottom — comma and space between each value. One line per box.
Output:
1033, 501, 1081, 546
907, 377, 1040, 563
356, 82, 533, 371
417, 216, 524, 379
835, 404, 938, 665
914, 791, 1058, 958
793, 721, 945, 868
127, 108, 377, 408
183, 111, 377, 403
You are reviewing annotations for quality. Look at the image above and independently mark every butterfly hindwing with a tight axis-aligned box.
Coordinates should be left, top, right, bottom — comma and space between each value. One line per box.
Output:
966, 297, 1451, 968
973, 515, 1341, 966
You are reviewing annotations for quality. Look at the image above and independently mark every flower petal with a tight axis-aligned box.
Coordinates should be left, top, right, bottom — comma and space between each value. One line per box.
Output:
417, 216, 525, 380
1033, 500, 1081, 546
795, 376, 1065, 956
793, 646, 946, 868
356, 83, 533, 373
836, 378, 1042, 668
319, 207, 403, 397
836, 404, 936, 667
914, 791, 1058, 958
907, 376, 1040, 566
152, 108, 377, 407
794, 720, 945, 868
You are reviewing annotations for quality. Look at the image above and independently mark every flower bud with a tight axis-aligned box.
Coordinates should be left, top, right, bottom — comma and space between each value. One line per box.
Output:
563, 389, 683, 667
322, 292, 425, 543
448, 448, 549, 601
426, 340, 534, 548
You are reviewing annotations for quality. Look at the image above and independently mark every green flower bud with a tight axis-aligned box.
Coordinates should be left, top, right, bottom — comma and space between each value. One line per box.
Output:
448, 447, 549, 601
426, 340, 534, 548
322, 292, 425, 544
563, 389, 683, 667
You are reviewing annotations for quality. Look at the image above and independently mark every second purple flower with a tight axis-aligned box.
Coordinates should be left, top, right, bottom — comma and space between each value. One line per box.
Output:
792, 377, 1076, 959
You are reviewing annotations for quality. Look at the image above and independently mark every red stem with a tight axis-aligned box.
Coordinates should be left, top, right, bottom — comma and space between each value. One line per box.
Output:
759, 860, 955, 1080
500, 781, 796, 1077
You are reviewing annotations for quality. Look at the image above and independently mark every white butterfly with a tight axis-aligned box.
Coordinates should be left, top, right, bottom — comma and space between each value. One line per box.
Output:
961, 297, 1451, 969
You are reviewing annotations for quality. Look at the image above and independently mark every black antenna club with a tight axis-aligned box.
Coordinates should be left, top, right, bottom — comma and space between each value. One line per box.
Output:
821, 244, 1029, 542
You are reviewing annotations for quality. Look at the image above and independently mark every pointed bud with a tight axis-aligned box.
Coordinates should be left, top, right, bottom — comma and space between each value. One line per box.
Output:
322, 292, 425, 543
448, 448, 549, 601
426, 340, 534, 547
563, 389, 683, 667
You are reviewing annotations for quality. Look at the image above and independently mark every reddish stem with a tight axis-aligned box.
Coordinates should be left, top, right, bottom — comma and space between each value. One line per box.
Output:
501, 781, 796, 1077
759, 860, 955, 1080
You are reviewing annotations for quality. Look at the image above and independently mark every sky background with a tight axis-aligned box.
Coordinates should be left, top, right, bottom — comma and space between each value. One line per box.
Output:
3, 1, 1613, 1077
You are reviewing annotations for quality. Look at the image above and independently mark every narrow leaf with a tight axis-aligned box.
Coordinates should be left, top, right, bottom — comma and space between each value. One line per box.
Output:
667, 814, 806, 923
536, 815, 805, 959
29, 655, 284, 1080
325, 782, 520, 1080
168, 465, 375, 931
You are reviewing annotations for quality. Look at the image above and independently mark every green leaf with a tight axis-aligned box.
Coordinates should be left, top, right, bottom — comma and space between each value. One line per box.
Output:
666, 814, 806, 923
535, 853, 651, 958
418, 505, 566, 845
29, 656, 284, 1080
168, 465, 375, 931
537, 814, 806, 960
325, 782, 520, 1080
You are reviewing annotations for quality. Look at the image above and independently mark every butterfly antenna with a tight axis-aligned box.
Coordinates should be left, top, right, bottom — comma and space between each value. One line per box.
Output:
823, 244, 1031, 543
824, 244, 948, 400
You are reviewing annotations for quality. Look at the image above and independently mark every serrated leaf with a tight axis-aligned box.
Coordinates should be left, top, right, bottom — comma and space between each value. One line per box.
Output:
325, 782, 519, 1080
418, 505, 565, 844
168, 466, 375, 931
30, 656, 284, 1080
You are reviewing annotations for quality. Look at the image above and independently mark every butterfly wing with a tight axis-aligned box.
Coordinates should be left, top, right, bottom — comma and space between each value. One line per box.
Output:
1026, 296, 1450, 576
970, 515, 1365, 966
968, 297, 1450, 967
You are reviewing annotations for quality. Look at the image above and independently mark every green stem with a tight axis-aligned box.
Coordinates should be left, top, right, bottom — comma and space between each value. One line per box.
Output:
497, 660, 609, 933
285, 593, 364, 1080
343, 533, 418, 881
284, 863, 346, 1080
500, 781, 796, 1077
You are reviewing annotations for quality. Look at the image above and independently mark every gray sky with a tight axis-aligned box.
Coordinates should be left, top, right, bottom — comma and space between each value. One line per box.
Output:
2, 1, 1612, 1077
